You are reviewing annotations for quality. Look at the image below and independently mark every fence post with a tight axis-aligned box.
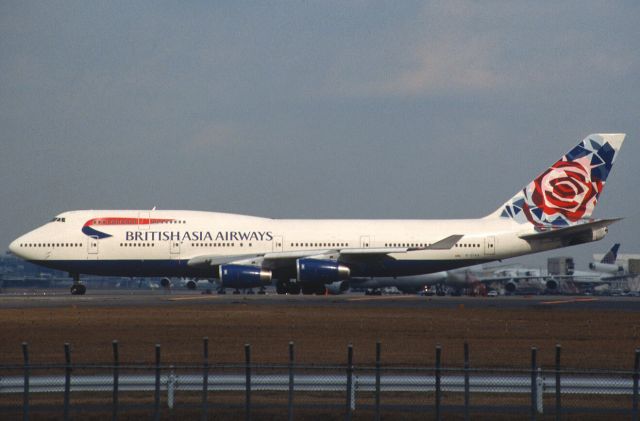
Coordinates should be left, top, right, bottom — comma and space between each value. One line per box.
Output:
555, 344, 561, 421
112, 340, 119, 421
375, 341, 381, 421
22, 342, 29, 421
167, 366, 176, 410
201, 337, 209, 421
288, 341, 294, 421
464, 342, 470, 421
531, 347, 537, 421
346, 343, 354, 420
536, 367, 544, 414
245, 343, 251, 421
435, 345, 442, 421
63, 343, 71, 421
633, 348, 639, 421
154, 344, 161, 421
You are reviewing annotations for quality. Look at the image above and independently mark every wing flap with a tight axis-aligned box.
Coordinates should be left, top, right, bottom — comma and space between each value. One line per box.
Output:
187, 254, 262, 267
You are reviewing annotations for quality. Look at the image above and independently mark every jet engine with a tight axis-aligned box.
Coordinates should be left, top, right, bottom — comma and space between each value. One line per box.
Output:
504, 280, 517, 293
545, 279, 558, 291
185, 279, 198, 290
589, 262, 623, 274
219, 265, 272, 289
296, 258, 350, 284
160, 277, 172, 288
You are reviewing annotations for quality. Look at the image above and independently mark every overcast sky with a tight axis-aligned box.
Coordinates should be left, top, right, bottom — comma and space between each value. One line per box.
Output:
1, 1, 639, 270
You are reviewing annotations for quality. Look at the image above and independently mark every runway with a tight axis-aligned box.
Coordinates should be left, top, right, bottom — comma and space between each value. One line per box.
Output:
1, 288, 639, 311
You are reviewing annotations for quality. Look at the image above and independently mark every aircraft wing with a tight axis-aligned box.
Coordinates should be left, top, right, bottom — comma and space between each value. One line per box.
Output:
187, 234, 464, 270
519, 218, 622, 241
187, 254, 264, 267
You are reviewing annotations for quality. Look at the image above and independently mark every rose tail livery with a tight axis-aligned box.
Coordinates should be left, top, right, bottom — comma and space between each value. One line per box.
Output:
490, 133, 625, 226
9, 133, 626, 295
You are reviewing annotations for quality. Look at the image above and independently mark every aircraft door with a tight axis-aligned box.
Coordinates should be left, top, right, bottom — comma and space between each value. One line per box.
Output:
272, 236, 283, 252
170, 241, 181, 259
484, 236, 496, 256
87, 236, 99, 259
360, 236, 370, 248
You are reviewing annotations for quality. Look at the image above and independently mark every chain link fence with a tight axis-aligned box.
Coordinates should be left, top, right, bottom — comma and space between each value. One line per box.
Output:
1, 340, 640, 420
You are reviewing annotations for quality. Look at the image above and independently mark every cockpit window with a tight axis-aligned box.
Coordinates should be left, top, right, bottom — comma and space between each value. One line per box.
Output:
51, 217, 66, 222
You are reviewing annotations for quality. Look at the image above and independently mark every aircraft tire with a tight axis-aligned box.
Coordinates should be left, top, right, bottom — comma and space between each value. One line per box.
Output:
276, 280, 288, 295
288, 283, 301, 295
70, 284, 86, 295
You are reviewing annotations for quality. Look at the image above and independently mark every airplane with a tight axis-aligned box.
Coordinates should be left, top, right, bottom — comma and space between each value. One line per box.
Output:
561, 243, 638, 290
449, 266, 547, 294
8, 133, 626, 295
465, 244, 628, 294
326, 272, 449, 295
589, 243, 626, 274
364, 244, 633, 296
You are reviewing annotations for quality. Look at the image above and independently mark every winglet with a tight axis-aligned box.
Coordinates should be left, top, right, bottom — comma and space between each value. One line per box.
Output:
424, 234, 464, 250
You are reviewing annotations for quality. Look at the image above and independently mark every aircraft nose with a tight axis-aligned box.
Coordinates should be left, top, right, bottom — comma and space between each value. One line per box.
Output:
9, 235, 27, 257
9, 239, 18, 255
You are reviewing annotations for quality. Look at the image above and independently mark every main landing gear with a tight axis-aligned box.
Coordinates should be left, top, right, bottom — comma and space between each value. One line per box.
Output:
70, 273, 86, 295
276, 279, 323, 295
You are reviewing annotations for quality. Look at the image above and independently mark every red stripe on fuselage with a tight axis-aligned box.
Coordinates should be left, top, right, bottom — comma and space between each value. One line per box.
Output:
83, 217, 175, 227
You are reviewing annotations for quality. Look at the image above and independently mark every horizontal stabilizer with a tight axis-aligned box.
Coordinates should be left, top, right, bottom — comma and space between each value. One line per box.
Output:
519, 218, 621, 241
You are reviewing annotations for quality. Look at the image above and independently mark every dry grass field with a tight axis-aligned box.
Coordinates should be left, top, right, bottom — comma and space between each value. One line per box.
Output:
2, 299, 640, 370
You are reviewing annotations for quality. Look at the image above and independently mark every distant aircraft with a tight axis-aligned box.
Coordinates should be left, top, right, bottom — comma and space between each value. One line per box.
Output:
589, 243, 625, 274
537, 244, 632, 292
436, 244, 631, 295
326, 272, 449, 294
8, 133, 626, 295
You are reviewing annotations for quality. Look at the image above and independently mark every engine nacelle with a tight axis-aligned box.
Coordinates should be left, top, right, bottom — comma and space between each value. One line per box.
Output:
546, 279, 558, 290
504, 280, 517, 293
296, 258, 350, 284
589, 262, 623, 274
185, 279, 198, 290
160, 277, 172, 288
219, 265, 272, 289
325, 281, 350, 295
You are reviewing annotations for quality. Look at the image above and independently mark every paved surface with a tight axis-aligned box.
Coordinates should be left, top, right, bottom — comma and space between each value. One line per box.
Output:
2, 287, 640, 369
1, 288, 639, 310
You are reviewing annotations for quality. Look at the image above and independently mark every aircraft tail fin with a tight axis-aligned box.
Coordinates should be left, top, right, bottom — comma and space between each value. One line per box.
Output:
601, 243, 620, 264
486, 133, 626, 226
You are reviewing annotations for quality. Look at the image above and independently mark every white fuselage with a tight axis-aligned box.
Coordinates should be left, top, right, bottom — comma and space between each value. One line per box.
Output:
9, 209, 565, 280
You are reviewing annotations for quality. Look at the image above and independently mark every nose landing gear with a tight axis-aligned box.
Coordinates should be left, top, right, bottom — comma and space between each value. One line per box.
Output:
70, 273, 86, 295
